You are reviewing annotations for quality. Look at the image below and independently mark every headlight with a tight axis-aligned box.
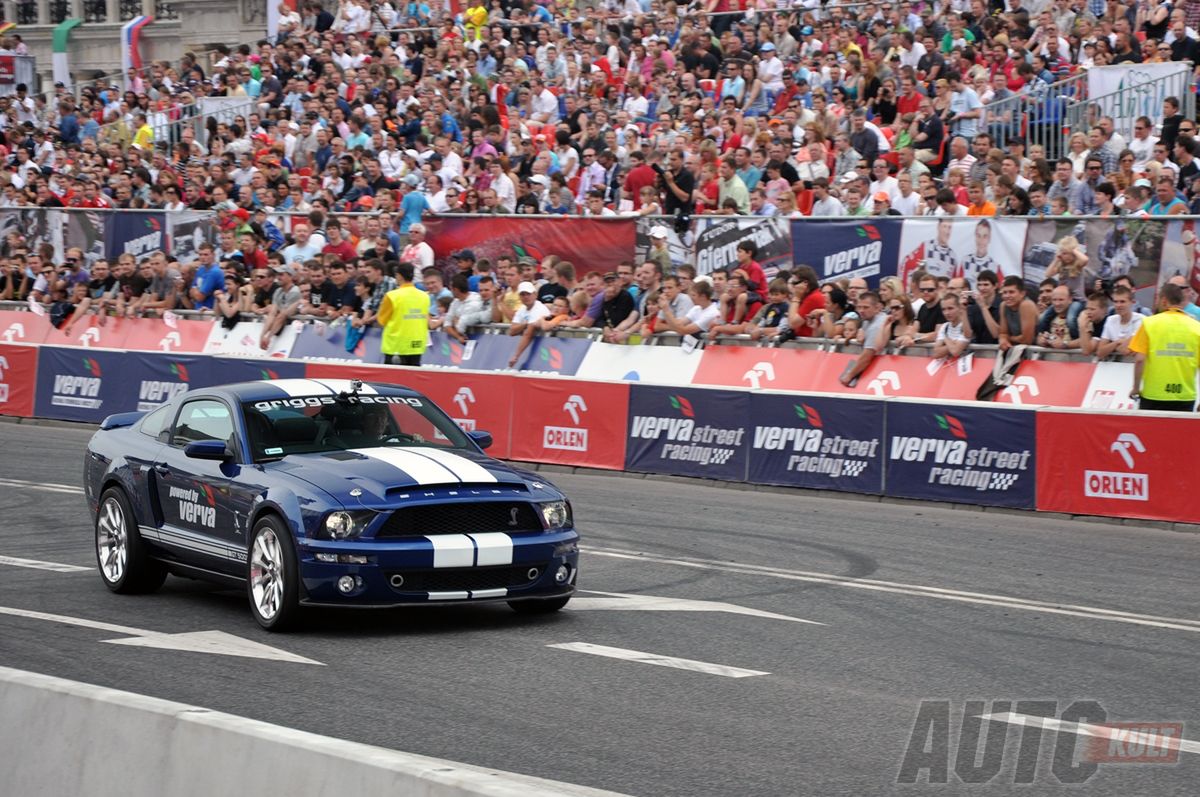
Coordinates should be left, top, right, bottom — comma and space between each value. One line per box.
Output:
324, 511, 363, 540
539, 501, 572, 530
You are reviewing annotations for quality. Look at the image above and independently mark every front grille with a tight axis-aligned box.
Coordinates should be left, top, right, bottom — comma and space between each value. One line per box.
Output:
386, 564, 547, 593
377, 502, 542, 538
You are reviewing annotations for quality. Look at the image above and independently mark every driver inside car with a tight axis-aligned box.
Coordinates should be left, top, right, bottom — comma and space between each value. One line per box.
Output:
331, 404, 424, 448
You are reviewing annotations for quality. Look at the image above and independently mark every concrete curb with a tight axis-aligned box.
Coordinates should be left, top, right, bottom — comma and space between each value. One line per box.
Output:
0, 666, 634, 797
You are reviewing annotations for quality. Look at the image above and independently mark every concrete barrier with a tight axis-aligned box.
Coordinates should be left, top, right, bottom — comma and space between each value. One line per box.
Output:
0, 666, 633, 797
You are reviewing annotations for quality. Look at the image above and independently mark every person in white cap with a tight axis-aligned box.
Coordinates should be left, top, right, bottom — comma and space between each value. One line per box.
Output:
757, 42, 785, 96
507, 281, 551, 367
646, 225, 673, 274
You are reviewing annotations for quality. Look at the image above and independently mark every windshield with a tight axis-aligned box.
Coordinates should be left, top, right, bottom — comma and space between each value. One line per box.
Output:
241, 394, 474, 461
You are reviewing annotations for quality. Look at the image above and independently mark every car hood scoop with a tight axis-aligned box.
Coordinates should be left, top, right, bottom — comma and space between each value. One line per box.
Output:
274, 447, 527, 505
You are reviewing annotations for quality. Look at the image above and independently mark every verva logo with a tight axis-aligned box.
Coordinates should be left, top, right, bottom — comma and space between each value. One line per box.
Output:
137, 363, 190, 411
752, 403, 876, 478
1083, 433, 1149, 502
544, 394, 589, 452
890, 412, 1030, 492
51, 357, 104, 409
538, 344, 564, 371
440, 338, 465, 366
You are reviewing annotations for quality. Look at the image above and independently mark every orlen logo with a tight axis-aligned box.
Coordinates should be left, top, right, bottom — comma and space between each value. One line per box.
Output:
742, 361, 775, 389
1, 321, 25, 343
137, 362, 190, 411
0, 354, 9, 403
124, 216, 164, 257
448, 387, 476, 432
545, 394, 589, 452
1084, 433, 1149, 502
51, 357, 103, 409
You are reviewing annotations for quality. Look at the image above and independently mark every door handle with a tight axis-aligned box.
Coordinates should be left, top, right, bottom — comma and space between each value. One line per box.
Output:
153, 464, 170, 476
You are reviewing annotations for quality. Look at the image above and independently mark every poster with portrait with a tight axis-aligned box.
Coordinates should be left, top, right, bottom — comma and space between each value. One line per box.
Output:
0, 208, 64, 263
169, 210, 218, 266
635, 216, 693, 274
1156, 220, 1198, 307
693, 216, 792, 280
1026, 216, 1163, 304
897, 217, 1027, 290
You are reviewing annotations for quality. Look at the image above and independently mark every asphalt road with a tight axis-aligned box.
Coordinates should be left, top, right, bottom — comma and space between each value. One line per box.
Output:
1, 420, 1198, 796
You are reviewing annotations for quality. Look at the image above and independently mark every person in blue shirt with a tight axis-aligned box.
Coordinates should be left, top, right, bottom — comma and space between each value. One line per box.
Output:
398, 174, 429, 233
189, 243, 225, 311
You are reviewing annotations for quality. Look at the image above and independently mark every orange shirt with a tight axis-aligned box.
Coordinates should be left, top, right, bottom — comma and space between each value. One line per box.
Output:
967, 200, 996, 217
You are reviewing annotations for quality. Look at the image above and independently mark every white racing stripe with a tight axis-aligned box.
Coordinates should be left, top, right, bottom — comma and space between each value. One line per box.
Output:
0, 556, 89, 573
268, 378, 336, 397
354, 447, 459, 486
408, 449, 498, 484
310, 378, 378, 395
585, 546, 1200, 633
469, 533, 514, 566
427, 591, 469, 601
426, 534, 475, 568
0, 477, 84, 495
547, 642, 770, 678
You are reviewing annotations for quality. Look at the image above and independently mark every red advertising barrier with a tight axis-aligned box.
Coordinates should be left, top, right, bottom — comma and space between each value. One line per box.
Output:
304, 361, 515, 459
0, 343, 37, 417
42, 316, 132, 350
995, 360, 1097, 407
692, 346, 827, 391
0, 310, 54, 345
509, 377, 629, 470
806, 352, 988, 401
122, 317, 215, 353
1037, 410, 1200, 523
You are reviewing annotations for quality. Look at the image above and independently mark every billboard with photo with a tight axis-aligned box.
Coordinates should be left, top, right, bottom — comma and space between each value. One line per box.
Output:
898, 217, 1027, 290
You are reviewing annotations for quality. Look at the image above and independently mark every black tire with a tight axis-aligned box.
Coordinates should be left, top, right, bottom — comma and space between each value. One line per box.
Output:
246, 515, 301, 631
508, 596, 571, 614
95, 487, 168, 594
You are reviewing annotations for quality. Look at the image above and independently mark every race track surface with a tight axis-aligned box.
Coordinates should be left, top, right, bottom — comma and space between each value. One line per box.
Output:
0, 421, 1197, 796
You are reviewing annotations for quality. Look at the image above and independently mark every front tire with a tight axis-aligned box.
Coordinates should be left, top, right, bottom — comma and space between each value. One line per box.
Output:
508, 596, 571, 614
247, 515, 300, 631
95, 487, 167, 594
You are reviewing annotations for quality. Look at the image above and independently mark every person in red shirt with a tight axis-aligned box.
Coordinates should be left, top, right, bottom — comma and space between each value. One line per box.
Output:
732, 240, 767, 297
787, 265, 828, 337
896, 76, 923, 117
718, 272, 763, 326
623, 150, 658, 210
238, 232, 269, 273
321, 221, 358, 263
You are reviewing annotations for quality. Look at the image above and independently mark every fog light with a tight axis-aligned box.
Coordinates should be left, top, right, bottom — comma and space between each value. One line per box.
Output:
337, 575, 356, 594
555, 565, 570, 583
316, 553, 337, 563
340, 555, 369, 565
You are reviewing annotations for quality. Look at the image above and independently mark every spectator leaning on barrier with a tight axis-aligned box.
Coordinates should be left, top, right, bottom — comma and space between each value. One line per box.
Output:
1130, 281, 1200, 412
999, 275, 1039, 352
839, 291, 886, 387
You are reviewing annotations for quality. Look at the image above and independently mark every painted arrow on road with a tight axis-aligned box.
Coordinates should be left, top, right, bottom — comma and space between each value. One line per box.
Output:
0, 605, 322, 665
570, 590, 824, 625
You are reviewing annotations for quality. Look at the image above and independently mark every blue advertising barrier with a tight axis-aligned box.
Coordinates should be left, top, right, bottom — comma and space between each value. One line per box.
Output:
289, 322, 384, 362
883, 400, 1037, 509
34, 346, 140, 423
793, 218, 902, 288
520, 336, 591, 376
625, 385, 750, 482
105, 212, 167, 261
423, 331, 521, 371
127, 352, 217, 412
210, 357, 307, 383
748, 393, 885, 494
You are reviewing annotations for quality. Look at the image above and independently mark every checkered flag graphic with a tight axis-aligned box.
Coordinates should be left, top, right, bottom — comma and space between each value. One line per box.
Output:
989, 473, 1020, 490
842, 461, 869, 478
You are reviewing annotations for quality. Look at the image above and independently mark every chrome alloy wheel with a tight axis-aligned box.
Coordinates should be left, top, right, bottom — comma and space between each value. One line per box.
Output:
97, 496, 128, 583
250, 529, 285, 621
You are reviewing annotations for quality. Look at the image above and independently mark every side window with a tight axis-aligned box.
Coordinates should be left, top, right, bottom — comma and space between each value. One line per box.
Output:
139, 404, 172, 440
172, 400, 234, 447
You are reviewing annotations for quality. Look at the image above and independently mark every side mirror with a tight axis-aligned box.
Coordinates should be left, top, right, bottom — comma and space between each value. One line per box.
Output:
467, 430, 493, 450
185, 440, 232, 461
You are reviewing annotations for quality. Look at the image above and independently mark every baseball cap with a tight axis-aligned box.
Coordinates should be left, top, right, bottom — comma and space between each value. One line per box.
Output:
602, 272, 619, 282
402, 173, 421, 187
839, 171, 859, 184
272, 264, 295, 275
517, 281, 536, 294
232, 207, 251, 221
873, 191, 890, 202
529, 175, 549, 187
649, 224, 670, 239
1134, 178, 1153, 188
517, 256, 537, 266
801, 25, 814, 35
452, 249, 477, 260
761, 42, 776, 51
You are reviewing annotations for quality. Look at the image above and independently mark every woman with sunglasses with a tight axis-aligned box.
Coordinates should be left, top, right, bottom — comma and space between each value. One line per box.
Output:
880, 296, 918, 349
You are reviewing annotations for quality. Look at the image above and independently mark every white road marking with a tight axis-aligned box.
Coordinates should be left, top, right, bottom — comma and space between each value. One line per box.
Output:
547, 642, 769, 678
0, 555, 89, 573
571, 590, 823, 625
584, 546, 1200, 633
977, 712, 1200, 757
0, 605, 322, 665
0, 477, 84, 495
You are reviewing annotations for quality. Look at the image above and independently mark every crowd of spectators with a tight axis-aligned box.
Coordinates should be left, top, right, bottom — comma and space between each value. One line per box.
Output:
1, 0, 1199, 354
